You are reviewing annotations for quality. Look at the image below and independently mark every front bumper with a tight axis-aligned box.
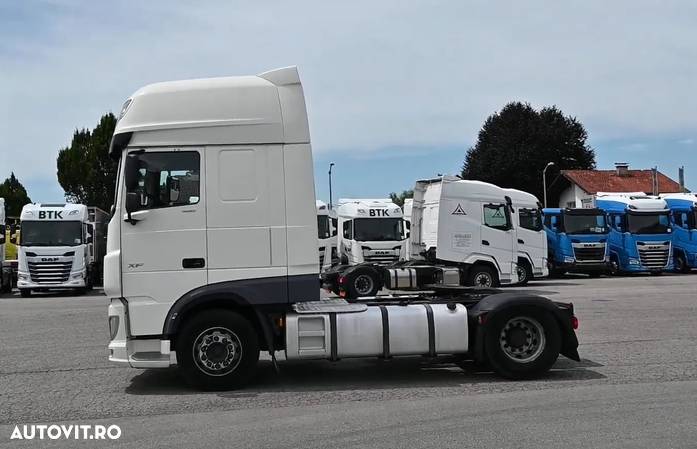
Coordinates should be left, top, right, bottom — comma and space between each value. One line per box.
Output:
107, 298, 176, 368
17, 271, 86, 289
556, 261, 611, 273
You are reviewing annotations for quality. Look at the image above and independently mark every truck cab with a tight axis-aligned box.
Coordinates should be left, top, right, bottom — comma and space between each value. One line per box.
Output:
503, 188, 548, 284
316, 200, 337, 271
410, 176, 519, 287
659, 193, 697, 273
336, 199, 407, 266
595, 194, 673, 274
542, 207, 610, 276
15, 203, 99, 296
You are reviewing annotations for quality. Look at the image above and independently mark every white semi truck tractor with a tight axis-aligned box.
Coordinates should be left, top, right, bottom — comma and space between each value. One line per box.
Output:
322, 176, 520, 297
503, 188, 549, 285
15, 203, 109, 296
105, 67, 580, 390
0, 198, 11, 293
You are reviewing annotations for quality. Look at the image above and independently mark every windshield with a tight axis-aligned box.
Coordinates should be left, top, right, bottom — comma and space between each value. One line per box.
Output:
20, 221, 82, 247
317, 215, 331, 239
563, 214, 607, 234
627, 213, 671, 234
519, 208, 543, 231
353, 218, 403, 241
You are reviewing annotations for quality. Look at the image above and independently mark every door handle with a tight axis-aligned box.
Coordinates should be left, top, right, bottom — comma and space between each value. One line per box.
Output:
182, 258, 205, 269
518, 239, 525, 244
482, 240, 490, 246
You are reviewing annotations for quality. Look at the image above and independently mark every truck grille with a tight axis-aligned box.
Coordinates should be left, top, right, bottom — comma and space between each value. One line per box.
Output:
363, 254, 399, 265
637, 242, 670, 269
572, 243, 606, 262
28, 260, 73, 284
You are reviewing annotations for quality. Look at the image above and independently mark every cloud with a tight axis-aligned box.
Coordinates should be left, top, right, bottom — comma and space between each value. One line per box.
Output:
1, 0, 696, 199
677, 138, 694, 145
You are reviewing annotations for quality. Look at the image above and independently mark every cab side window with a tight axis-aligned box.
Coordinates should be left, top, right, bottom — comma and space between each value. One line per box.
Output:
129, 152, 200, 210
342, 220, 352, 239
483, 203, 511, 231
673, 212, 684, 228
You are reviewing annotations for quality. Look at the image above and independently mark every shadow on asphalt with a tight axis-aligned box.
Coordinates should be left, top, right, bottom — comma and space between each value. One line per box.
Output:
124, 357, 606, 396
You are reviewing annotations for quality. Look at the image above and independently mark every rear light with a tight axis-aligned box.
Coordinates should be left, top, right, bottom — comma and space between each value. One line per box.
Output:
339, 290, 346, 298
571, 316, 579, 330
477, 313, 487, 325
338, 276, 346, 285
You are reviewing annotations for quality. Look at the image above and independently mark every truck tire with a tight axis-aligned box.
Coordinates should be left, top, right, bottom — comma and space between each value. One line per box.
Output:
675, 253, 690, 274
467, 264, 499, 288
516, 262, 532, 286
177, 309, 260, 390
20, 289, 31, 298
483, 306, 561, 380
609, 255, 622, 276
347, 268, 380, 298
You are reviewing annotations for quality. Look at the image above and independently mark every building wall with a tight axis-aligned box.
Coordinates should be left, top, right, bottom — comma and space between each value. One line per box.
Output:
558, 185, 594, 208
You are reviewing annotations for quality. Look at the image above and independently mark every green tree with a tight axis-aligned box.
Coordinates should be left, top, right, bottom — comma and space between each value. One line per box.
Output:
461, 102, 596, 203
57, 113, 117, 211
0, 172, 32, 217
389, 190, 414, 207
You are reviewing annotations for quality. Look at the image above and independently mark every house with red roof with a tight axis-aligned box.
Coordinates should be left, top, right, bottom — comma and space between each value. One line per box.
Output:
549, 163, 683, 208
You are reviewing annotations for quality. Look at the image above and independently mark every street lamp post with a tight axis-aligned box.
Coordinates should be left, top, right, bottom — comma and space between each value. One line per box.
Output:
543, 162, 555, 208
328, 163, 335, 209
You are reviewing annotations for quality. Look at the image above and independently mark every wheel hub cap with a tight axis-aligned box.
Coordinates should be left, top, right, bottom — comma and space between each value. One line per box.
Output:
499, 316, 546, 363
475, 273, 492, 287
355, 275, 374, 295
193, 327, 242, 376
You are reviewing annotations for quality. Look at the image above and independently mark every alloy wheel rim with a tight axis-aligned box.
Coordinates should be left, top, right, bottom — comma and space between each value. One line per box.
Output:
499, 316, 546, 363
193, 327, 242, 376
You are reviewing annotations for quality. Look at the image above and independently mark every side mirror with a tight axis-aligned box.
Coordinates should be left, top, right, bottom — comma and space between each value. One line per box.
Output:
125, 192, 141, 224
124, 154, 141, 192
86, 234, 94, 244
406, 231, 411, 239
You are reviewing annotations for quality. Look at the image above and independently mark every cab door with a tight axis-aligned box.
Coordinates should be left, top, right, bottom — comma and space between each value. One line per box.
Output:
480, 202, 516, 283
120, 148, 207, 336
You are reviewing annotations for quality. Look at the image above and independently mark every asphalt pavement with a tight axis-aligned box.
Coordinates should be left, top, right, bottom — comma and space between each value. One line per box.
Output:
1, 274, 696, 448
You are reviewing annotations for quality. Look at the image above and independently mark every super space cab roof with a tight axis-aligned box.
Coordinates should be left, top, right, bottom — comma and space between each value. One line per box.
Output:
110, 67, 310, 157
20, 203, 89, 221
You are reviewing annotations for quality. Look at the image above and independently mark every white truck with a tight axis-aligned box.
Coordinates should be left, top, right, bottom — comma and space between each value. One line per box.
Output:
15, 203, 109, 296
503, 188, 548, 285
0, 198, 12, 293
105, 67, 580, 390
316, 200, 337, 271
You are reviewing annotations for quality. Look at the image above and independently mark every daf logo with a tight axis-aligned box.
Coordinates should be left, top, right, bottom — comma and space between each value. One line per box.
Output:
374, 251, 390, 255
583, 244, 595, 247
648, 245, 662, 250
41, 257, 59, 262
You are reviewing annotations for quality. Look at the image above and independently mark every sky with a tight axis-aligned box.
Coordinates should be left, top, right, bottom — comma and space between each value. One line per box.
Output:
1, 0, 696, 205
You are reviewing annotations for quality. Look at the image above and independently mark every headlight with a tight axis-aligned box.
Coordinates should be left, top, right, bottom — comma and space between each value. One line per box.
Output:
18, 273, 29, 281
70, 272, 83, 280
629, 258, 640, 265
564, 256, 575, 263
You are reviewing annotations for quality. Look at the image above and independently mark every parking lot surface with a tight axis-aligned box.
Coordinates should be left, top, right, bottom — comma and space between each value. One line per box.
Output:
1, 274, 696, 448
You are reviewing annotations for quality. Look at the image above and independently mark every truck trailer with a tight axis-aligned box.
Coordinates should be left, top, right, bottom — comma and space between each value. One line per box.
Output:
105, 67, 580, 390
542, 207, 611, 277
660, 193, 697, 273
595, 193, 673, 275
15, 203, 109, 296
503, 188, 548, 284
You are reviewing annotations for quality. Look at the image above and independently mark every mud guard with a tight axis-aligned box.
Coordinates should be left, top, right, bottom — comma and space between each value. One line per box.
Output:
468, 292, 580, 363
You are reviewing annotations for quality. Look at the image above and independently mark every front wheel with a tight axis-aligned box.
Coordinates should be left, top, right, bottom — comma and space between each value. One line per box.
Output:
468, 264, 499, 288
484, 307, 561, 379
177, 309, 260, 390
516, 263, 531, 286
675, 253, 690, 274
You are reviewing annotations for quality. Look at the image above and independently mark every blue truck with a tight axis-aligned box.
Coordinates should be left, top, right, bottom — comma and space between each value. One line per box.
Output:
542, 207, 610, 277
595, 194, 673, 275
660, 193, 697, 273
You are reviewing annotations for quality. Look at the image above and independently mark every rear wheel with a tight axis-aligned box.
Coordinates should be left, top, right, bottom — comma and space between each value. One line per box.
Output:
484, 307, 561, 379
468, 264, 499, 288
177, 309, 260, 390
20, 289, 31, 298
675, 253, 690, 274
347, 268, 381, 298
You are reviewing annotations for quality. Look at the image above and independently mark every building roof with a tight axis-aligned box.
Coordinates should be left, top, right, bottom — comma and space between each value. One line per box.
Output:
561, 169, 682, 195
